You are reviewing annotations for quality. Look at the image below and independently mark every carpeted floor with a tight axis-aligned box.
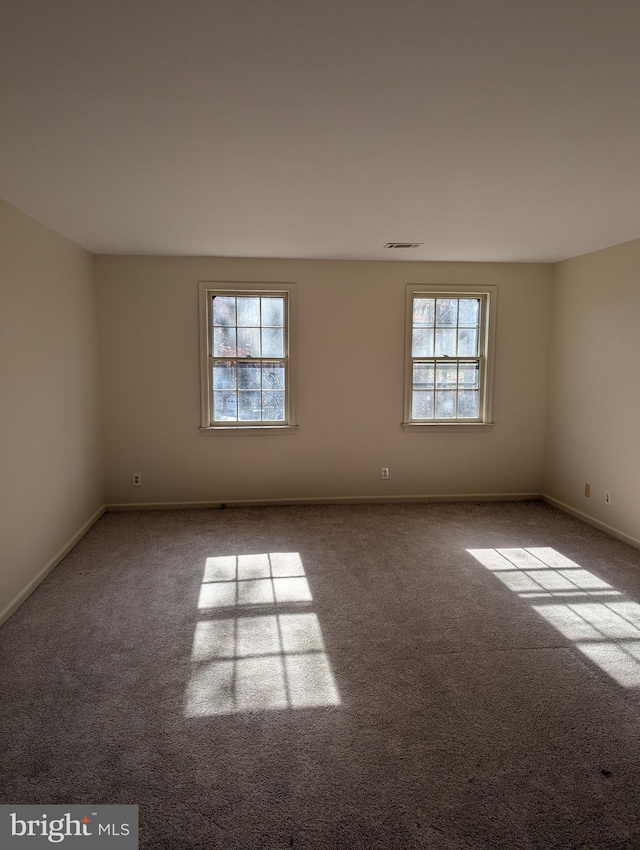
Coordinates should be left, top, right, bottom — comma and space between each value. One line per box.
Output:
3, 500, 640, 849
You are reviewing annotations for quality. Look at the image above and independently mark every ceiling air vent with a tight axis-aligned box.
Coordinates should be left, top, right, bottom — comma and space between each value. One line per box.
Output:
383, 242, 424, 249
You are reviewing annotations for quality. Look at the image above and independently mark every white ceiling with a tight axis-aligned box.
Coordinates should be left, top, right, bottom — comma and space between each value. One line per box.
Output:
2, 0, 640, 262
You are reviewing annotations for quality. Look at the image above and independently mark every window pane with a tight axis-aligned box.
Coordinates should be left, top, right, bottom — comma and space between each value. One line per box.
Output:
238, 361, 261, 389
457, 328, 478, 356
458, 390, 480, 418
214, 392, 237, 421
413, 298, 435, 326
263, 362, 285, 390
207, 289, 291, 429
436, 362, 458, 388
262, 297, 284, 327
406, 289, 488, 425
212, 296, 236, 326
434, 328, 456, 356
262, 328, 284, 358
413, 362, 434, 388
412, 391, 434, 419
459, 298, 480, 327
436, 299, 457, 326
263, 391, 285, 420
238, 391, 261, 421
237, 297, 261, 327
213, 327, 236, 357
412, 328, 434, 357
436, 391, 456, 418
459, 361, 480, 388
213, 361, 236, 389
237, 327, 261, 357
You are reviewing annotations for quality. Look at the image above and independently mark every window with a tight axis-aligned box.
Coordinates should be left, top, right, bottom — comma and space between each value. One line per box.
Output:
403, 284, 497, 430
199, 282, 296, 433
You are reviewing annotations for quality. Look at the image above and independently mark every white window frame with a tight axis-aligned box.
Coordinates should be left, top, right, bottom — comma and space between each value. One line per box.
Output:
403, 283, 497, 431
199, 281, 297, 435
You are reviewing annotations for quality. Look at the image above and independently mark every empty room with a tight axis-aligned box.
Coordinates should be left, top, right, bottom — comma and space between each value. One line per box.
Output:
2, 1, 640, 848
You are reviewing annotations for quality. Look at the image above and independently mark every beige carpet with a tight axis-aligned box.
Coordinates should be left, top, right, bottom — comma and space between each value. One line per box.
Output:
2, 501, 640, 848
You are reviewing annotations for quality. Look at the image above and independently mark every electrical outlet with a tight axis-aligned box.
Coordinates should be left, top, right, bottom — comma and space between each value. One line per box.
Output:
132, 473, 142, 487
381, 467, 390, 480
584, 483, 591, 497
605, 490, 612, 506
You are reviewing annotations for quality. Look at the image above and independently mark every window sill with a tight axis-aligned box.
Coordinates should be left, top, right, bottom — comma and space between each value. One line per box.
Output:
402, 422, 494, 433
200, 425, 299, 436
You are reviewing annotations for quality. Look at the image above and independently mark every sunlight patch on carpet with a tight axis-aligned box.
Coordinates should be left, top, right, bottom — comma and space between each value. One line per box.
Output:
185, 553, 341, 716
468, 546, 640, 688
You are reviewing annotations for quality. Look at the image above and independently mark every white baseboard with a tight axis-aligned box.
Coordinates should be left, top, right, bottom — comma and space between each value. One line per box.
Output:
106, 492, 541, 511
542, 494, 640, 551
0, 504, 106, 628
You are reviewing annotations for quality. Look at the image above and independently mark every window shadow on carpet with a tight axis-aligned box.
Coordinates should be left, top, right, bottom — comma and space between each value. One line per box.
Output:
469, 546, 640, 688
184, 552, 341, 716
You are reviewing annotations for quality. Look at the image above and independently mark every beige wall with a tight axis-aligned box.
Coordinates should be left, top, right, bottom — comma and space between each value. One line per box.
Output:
544, 239, 640, 544
96, 256, 552, 506
0, 200, 104, 622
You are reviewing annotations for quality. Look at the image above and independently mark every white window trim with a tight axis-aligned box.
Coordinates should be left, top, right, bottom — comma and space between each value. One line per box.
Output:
402, 283, 497, 432
199, 281, 298, 434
